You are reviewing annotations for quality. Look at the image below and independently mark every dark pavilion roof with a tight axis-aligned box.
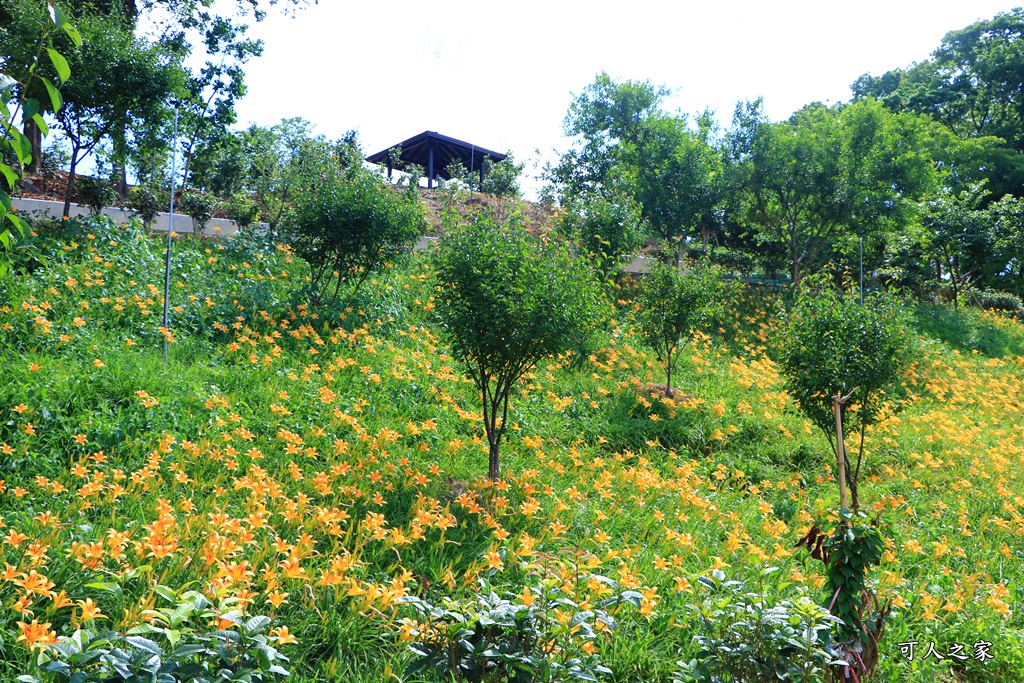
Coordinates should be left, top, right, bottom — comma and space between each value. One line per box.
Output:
366, 131, 506, 180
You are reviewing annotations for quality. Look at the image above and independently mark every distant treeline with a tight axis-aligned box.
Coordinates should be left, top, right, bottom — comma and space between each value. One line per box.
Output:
542, 10, 1024, 307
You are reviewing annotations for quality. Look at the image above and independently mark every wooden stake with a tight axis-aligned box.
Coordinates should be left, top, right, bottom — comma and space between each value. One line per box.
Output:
833, 387, 859, 514
834, 394, 848, 512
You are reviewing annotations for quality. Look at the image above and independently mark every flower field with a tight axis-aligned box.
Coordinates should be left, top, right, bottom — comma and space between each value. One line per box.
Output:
0, 216, 1022, 682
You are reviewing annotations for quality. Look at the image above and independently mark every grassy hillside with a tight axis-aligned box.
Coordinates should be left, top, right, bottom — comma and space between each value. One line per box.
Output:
0, 216, 1022, 682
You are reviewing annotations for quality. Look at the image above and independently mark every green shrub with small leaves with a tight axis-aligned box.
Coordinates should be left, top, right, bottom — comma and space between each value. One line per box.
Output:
179, 190, 216, 237
432, 208, 602, 480
224, 192, 260, 230
556, 192, 646, 278
779, 269, 913, 510
74, 176, 119, 216
18, 587, 291, 683
675, 569, 841, 683
127, 184, 163, 228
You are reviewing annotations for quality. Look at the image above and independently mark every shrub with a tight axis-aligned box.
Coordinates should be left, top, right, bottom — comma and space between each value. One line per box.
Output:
432, 208, 602, 480
971, 288, 1023, 317
224, 192, 260, 230
397, 561, 632, 683
285, 159, 424, 301
74, 176, 119, 215
445, 152, 525, 198
19, 587, 291, 683
179, 189, 216, 237
675, 569, 841, 683
556, 192, 646, 277
127, 184, 162, 228
635, 259, 733, 396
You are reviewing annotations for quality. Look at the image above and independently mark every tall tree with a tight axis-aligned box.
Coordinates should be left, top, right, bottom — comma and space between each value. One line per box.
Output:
549, 73, 722, 261
729, 99, 935, 282
852, 9, 1024, 199
46, 9, 177, 217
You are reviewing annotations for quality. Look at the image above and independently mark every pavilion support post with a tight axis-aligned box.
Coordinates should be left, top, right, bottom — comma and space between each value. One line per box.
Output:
428, 144, 434, 189
387, 159, 392, 180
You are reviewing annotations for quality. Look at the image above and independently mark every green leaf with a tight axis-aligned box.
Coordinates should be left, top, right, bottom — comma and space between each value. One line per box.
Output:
84, 581, 123, 598
3, 124, 32, 165
54, 5, 67, 28
23, 99, 40, 122
62, 24, 83, 48
46, 49, 71, 84
0, 186, 10, 212
42, 78, 62, 113
125, 636, 163, 656
0, 163, 17, 191
7, 212, 28, 238
32, 114, 50, 137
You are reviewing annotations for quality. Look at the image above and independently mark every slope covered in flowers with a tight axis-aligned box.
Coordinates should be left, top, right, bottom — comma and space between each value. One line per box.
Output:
0, 217, 1022, 682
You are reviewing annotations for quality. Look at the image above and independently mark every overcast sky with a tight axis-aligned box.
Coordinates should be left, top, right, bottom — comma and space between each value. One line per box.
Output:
233, 0, 1019, 198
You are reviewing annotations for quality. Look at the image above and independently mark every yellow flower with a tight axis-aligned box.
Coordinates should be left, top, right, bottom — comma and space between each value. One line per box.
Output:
272, 626, 297, 645
16, 620, 57, 649
77, 598, 106, 621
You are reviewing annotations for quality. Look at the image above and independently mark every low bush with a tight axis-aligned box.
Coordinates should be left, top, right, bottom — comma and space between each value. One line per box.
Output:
675, 569, 841, 683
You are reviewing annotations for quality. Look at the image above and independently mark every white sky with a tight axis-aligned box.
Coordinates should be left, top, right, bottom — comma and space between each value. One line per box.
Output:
229, 0, 1018, 199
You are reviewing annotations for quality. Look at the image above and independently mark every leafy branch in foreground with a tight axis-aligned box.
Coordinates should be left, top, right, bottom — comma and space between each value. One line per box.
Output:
0, 2, 80, 277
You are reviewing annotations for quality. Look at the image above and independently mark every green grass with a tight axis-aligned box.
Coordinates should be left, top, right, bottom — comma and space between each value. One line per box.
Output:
0, 216, 1021, 682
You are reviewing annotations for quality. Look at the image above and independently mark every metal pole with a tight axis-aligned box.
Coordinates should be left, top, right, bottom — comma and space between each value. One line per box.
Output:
162, 108, 178, 362
859, 235, 864, 305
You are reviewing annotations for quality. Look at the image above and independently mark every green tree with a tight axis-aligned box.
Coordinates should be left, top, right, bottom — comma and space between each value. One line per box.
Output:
635, 259, 731, 396
779, 272, 912, 512
285, 136, 424, 301
43, 8, 178, 217
555, 190, 646, 277
547, 72, 668, 199
852, 9, 1024, 200
550, 73, 722, 261
433, 210, 602, 481
730, 99, 936, 283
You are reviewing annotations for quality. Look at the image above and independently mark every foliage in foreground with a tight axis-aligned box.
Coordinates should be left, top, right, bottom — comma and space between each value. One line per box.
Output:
676, 568, 841, 683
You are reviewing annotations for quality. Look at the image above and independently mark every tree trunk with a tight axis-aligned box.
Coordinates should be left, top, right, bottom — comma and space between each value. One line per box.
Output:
664, 349, 673, 397
23, 119, 42, 176
114, 161, 129, 199
488, 441, 500, 481
63, 155, 79, 219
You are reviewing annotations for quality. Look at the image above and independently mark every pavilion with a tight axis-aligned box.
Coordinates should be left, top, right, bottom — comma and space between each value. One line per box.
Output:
365, 131, 506, 189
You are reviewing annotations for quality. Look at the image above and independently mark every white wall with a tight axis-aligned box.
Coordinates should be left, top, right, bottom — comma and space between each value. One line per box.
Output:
10, 197, 265, 236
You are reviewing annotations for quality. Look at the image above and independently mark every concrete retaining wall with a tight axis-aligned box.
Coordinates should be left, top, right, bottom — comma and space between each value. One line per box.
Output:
12, 198, 656, 272
10, 197, 259, 235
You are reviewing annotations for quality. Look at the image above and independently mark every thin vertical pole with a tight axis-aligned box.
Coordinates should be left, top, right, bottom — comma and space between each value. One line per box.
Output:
428, 143, 434, 189
859, 235, 864, 305
834, 395, 848, 512
162, 108, 178, 362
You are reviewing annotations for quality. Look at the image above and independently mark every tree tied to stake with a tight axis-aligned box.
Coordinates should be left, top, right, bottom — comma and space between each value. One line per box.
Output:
779, 269, 913, 512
